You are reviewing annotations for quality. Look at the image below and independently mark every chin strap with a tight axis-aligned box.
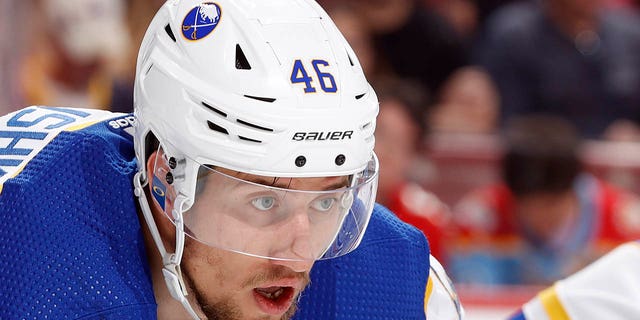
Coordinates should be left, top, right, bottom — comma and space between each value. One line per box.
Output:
134, 172, 201, 320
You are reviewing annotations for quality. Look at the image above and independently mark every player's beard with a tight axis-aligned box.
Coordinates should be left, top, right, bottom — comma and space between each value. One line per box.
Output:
181, 259, 307, 320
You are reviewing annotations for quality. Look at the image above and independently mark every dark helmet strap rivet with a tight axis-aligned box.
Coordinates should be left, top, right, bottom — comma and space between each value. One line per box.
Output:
166, 172, 174, 184
335, 154, 346, 166
295, 156, 307, 167
168, 157, 177, 169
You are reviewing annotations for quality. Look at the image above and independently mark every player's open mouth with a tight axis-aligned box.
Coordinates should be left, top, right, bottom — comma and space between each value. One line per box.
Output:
253, 286, 296, 315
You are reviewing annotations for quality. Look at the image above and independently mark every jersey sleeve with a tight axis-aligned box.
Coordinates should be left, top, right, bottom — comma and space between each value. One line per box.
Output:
513, 241, 640, 320
425, 255, 464, 319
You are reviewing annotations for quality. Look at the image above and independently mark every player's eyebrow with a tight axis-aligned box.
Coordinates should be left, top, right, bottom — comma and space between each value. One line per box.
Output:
244, 176, 289, 188
321, 179, 350, 191
245, 176, 349, 191
209, 165, 350, 190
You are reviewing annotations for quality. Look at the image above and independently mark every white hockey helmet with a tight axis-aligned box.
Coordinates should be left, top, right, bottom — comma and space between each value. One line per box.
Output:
133, 0, 379, 263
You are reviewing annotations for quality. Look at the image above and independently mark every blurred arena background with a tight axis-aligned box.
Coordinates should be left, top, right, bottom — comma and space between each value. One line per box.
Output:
3, 0, 640, 318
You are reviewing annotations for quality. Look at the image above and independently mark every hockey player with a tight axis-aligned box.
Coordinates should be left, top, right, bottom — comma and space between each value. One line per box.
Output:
0, 0, 460, 319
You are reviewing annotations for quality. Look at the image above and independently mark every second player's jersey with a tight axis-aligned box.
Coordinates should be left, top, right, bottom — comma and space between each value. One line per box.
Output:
510, 241, 640, 320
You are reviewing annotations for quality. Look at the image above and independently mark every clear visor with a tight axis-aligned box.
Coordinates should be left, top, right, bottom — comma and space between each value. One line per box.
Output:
151, 145, 378, 261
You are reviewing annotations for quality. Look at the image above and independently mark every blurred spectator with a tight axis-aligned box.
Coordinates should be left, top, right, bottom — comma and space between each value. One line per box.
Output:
110, 0, 166, 113
477, 0, 640, 139
429, 66, 499, 134
0, 1, 33, 114
603, 118, 640, 141
373, 77, 452, 260
17, 0, 130, 110
350, 0, 469, 98
473, 0, 522, 27
424, 0, 521, 49
327, 5, 376, 77
0, 0, 10, 113
424, 0, 480, 41
448, 115, 640, 285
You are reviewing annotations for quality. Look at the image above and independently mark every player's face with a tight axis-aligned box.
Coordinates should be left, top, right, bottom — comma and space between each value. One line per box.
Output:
181, 236, 311, 320
185, 169, 352, 262
181, 172, 350, 319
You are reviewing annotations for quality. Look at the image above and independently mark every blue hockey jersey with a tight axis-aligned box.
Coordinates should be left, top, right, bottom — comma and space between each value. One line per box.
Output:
0, 106, 431, 319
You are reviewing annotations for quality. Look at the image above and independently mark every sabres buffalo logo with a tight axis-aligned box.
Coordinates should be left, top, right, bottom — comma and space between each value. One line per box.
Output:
182, 2, 222, 41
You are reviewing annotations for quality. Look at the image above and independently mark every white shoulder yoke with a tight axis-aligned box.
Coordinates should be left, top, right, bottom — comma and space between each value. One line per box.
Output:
0, 106, 120, 194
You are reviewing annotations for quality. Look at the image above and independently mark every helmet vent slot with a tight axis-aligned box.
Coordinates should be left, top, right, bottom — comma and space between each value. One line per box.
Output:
145, 63, 154, 76
236, 44, 252, 70
244, 95, 276, 103
355, 93, 366, 100
361, 122, 372, 130
237, 119, 274, 132
239, 136, 262, 143
164, 24, 177, 42
207, 121, 229, 135
202, 102, 227, 117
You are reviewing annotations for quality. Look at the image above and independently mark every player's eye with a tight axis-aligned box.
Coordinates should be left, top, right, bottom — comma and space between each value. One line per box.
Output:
311, 198, 335, 212
251, 196, 276, 211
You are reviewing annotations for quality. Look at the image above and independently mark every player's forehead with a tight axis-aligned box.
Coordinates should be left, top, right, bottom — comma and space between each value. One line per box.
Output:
215, 167, 350, 191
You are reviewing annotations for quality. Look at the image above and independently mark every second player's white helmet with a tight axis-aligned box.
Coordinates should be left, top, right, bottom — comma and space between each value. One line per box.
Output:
134, 0, 379, 264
